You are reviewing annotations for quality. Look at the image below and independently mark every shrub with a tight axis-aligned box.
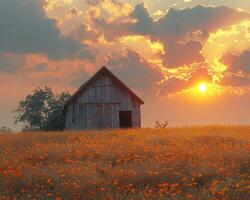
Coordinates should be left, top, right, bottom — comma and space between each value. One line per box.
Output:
0, 126, 12, 134
155, 120, 169, 128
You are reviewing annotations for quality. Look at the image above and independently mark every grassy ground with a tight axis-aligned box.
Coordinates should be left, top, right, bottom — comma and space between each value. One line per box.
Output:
0, 126, 249, 199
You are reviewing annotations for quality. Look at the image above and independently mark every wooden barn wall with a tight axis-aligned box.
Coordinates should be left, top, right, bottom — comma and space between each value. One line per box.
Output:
65, 71, 141, 130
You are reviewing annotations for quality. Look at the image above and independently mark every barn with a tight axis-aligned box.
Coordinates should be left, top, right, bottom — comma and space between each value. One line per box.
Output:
62, 66, 144, 130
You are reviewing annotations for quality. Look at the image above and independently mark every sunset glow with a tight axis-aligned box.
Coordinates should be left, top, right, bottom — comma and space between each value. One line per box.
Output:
1, 1, 250, 198
1, 0, 250, 129
199, 83, 207, 93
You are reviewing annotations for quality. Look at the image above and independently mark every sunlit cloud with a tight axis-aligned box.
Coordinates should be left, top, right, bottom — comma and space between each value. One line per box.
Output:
118, 36, 165, 59
202, 20, 250, 62
1, 0, 250, 128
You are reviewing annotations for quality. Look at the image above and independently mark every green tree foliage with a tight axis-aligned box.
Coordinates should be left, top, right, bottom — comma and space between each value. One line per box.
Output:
14, 87, 71, 131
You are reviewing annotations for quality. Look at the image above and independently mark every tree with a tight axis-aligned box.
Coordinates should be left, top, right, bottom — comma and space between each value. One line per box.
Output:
0, 126, 12, 134
14, 87, 71, 131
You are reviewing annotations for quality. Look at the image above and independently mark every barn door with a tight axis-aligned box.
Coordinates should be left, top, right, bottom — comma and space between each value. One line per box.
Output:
119, 111, 132, 128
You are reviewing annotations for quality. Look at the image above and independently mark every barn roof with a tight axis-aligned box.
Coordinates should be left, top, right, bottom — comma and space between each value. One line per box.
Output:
63, 66, 144, 112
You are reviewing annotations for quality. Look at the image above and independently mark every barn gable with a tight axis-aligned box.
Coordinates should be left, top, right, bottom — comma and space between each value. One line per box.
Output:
63, 66, 144, 130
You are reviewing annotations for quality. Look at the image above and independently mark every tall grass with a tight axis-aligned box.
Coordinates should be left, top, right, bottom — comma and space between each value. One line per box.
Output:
0, 126, 249, 199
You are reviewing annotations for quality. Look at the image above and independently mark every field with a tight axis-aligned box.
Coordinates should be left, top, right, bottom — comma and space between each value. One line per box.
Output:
0, 126, 250, 200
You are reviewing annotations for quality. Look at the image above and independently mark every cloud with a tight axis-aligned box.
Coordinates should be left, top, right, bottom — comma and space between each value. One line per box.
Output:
187, 67, 212, 84
219, 50, 250, 87
0, 53, 26, 73
70, 7, 80, 15
87, 0, 133, 41
154, 5, 249, 40
106, 49, 163, 92
0, 0, 93, 60
221, 50, 250, 73
129, 3, 154, 34
71, 24, 100, 43
159, 77, 187, 95
160, 67, 212, 95
151, 5, 249, 68
220, 74, 250, 87
86, 0, 104, 6
93, 18, 131, 41
69, 70, 90, 87
86, 0, 132, 20
30, 63, 49, 72
93, 4, 250, 68
163, 40, 204, 67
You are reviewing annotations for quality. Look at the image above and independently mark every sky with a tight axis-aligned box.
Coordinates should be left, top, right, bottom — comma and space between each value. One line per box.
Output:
1, 0, 250, 130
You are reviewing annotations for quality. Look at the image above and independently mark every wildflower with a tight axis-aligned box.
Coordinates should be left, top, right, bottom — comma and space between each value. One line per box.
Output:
186, 194, 193, 199
47, 193, 52, 197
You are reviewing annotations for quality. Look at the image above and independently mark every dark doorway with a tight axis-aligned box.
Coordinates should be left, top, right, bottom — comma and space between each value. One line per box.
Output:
119, 111, 132, 128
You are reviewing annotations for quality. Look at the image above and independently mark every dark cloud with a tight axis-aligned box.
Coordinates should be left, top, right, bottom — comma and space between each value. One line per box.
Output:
159, 77, 187, 95
71, 24, 100, 43
154, 5, 249, 40
220, 74, 250, 87
160, 67, 212, 95
93, 18, 131, 41
164, 40, 204, 67
151, 5, 249, 68
219, 50, 250, 87
106, 49, 163, 92
129, 3, 154, 34
0, 0, 93, 60
0, 54, 26, 73
221, 51, 250, 73
93, 4, 250, 68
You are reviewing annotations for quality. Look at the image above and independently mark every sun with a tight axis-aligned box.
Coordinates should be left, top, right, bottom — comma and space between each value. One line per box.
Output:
198, 83, 207, 93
